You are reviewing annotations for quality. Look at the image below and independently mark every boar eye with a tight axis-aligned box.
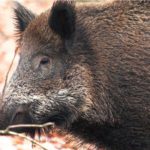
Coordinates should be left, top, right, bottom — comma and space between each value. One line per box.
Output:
40, 57, 50, 65
32, 55, 51, 71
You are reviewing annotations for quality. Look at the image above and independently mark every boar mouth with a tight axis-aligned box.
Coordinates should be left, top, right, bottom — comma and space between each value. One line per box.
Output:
7, 113, 69, 139
7, 108, 73, 138
8, 112, 55, 139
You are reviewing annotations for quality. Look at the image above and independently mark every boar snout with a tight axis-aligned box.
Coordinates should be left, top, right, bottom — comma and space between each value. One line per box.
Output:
0, 103, 33, 131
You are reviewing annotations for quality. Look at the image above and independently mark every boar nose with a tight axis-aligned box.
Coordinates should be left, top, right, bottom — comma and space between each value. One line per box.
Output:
10, 104, 32, 126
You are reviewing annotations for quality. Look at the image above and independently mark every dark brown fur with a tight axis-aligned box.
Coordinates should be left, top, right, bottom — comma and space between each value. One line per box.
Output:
0, 0, 150, 150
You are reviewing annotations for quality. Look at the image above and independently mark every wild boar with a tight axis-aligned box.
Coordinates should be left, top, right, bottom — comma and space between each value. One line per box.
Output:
0, 0, 150, 150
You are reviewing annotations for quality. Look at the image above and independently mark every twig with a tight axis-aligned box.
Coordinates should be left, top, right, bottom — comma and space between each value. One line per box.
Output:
1, 47, 19, 100
5, 122, 54, 132
0, 122, 55, 150
0, 130, 48, 150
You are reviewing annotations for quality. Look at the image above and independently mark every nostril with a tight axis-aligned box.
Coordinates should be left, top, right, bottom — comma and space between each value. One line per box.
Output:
11, 111, 24, 124
10, 104, 32, 126
14, 105, 26, 115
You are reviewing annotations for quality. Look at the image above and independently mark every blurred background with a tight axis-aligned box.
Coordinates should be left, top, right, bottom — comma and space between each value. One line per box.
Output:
0, 0, 102, 149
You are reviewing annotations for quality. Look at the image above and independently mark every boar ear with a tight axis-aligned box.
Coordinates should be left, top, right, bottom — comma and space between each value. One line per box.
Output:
14, 2, 36, 33
48, 0, 76, 39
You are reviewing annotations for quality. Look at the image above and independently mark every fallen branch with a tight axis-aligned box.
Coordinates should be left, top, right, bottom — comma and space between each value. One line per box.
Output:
0, 122, 54, 150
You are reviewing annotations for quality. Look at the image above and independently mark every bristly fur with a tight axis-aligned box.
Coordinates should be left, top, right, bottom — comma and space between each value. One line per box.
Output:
48, 0, 76, 39
1, 1, 149, 150
13, 1, 36, 34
